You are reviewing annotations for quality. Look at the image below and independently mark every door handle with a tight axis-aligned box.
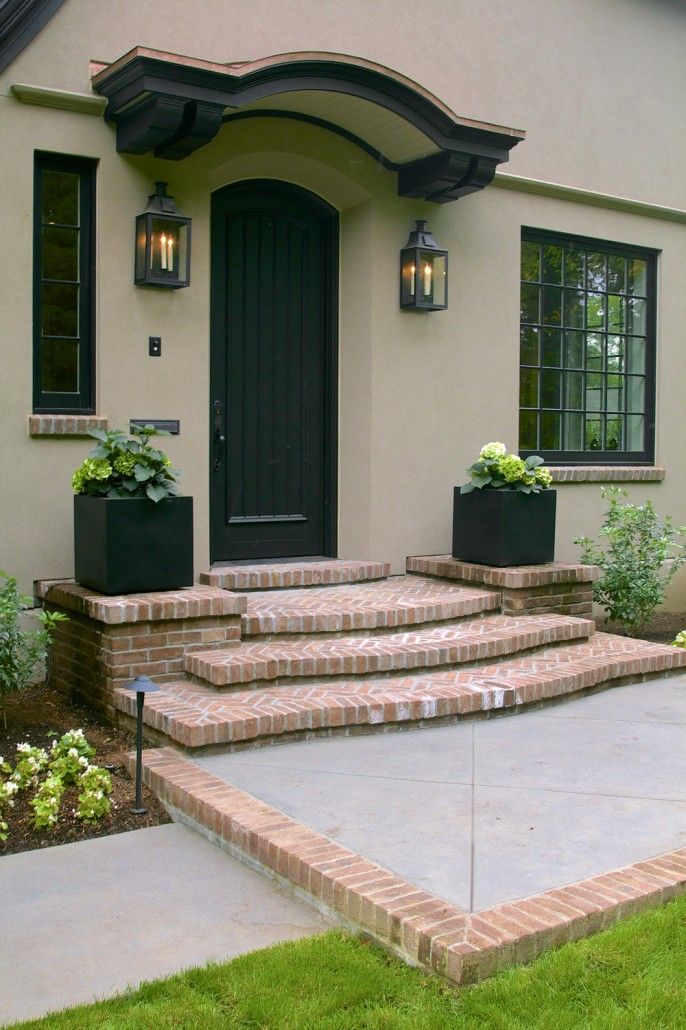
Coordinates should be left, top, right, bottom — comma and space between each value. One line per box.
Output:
212, 400, 225, 472
213, 428, 225, 472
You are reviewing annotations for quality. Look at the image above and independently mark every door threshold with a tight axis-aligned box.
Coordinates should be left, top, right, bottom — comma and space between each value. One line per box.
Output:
210, 555, 333, 567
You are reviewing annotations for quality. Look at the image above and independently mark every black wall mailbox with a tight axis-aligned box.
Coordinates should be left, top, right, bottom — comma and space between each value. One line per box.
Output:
130, 419, 180, 435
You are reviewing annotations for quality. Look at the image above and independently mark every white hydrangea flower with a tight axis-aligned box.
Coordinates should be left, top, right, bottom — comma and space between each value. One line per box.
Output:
479, 441, 507, 461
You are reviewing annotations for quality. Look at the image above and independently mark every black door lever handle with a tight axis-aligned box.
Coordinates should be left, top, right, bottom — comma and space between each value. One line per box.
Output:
213, 428, 225, 472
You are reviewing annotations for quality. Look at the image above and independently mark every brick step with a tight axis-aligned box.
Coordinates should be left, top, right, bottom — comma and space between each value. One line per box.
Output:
200, 559, 391, 591
116, 633, 686, 750
184, 614, 592, 688
240, 576, 500, 638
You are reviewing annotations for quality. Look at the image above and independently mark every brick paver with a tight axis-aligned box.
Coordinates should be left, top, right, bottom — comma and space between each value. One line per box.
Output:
185, 614, 593, 687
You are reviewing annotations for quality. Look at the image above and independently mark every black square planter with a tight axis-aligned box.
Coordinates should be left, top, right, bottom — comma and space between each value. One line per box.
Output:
74, 495, 194, 594
452, 488, 556, 567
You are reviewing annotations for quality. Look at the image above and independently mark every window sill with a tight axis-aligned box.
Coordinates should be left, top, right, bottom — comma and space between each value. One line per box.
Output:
28, 415, 108, 437
549, 466, 665, 483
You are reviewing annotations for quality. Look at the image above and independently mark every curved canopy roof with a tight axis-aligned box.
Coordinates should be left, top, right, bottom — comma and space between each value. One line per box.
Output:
92, 49, 525, 203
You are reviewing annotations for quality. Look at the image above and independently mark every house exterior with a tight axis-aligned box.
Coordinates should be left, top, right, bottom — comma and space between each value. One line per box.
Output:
1, 0, 685, 603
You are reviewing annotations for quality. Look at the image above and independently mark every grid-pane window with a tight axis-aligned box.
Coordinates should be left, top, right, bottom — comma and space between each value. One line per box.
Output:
519, 230, 656, 464
34, 154, 96, 412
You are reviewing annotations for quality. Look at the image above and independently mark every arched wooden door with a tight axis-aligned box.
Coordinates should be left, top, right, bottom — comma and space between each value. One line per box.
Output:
210, 181, 338, 562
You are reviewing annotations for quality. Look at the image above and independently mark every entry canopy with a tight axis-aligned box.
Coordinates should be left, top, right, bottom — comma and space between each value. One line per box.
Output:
92, 49, 525, 203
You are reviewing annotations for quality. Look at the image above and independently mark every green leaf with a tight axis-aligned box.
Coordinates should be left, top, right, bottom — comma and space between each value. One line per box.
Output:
134, 464, 155, 482
460, 482, 476, 494
524, 455, 544, 470
145, 483, 168, 503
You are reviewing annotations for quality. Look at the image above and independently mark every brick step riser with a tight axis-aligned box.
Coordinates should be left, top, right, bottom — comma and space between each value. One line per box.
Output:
241, 607, 498, 641
185, 624, 592, 690
131, 667, 682, 754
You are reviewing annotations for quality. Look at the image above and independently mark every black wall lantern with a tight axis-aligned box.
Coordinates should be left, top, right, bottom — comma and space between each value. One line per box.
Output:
135, 182, 191, 289
400, 220, 448, 310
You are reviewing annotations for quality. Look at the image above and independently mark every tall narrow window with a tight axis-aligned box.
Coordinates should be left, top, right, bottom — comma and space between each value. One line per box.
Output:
519, 229, 656, 464
34, 153, 96, 412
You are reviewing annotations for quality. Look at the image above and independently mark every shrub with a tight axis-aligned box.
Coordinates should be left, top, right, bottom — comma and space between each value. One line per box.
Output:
72, 425, 180, 503
575, 488, 686, 636
0, 573, 67, 729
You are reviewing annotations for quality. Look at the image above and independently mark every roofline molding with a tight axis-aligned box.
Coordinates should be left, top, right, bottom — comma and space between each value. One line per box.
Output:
0, 0, 67, 74
92, 48, 525, 203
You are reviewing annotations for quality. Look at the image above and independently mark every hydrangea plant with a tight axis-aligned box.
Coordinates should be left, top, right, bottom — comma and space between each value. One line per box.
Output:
72, 425, 180, 503
0, 729, 112, 840
460, 442, 552, 495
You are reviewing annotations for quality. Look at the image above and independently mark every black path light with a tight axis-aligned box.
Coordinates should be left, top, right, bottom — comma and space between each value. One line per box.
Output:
135, 182, 191, 288
128, 674, 161, 815
400, 219, 448, 310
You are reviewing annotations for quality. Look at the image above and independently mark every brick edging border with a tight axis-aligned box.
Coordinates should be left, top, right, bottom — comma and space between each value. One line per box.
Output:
134, 747, 686, 985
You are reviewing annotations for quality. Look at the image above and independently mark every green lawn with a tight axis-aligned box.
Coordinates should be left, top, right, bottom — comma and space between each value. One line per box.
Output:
16, 894, 686, 1029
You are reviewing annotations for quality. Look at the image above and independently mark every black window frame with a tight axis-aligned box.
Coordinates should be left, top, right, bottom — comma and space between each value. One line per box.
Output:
33, 151, 96, 413
519, 227, 657, 466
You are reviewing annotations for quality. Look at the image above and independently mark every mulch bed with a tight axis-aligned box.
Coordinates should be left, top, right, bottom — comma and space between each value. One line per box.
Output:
600, 610, 686, 643
0, 683, 171, 857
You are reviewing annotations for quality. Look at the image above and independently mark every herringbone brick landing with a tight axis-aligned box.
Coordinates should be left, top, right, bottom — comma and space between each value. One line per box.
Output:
239, 577, 500, 637
111, 564, 686, 750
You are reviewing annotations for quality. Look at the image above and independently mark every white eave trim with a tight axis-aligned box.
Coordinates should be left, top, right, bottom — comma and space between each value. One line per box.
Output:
493, 172, 686, 224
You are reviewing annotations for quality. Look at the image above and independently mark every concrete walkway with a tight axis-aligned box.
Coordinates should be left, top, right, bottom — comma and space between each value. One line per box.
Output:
0, 823, 332, 1026
198, 675, 686, 913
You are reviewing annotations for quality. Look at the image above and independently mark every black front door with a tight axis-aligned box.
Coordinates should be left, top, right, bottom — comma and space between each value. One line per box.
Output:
210, 181, 338, 562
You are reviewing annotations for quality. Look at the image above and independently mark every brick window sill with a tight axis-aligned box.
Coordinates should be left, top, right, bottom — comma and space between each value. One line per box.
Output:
28, 415, 108, 437
549, 466, 665, 483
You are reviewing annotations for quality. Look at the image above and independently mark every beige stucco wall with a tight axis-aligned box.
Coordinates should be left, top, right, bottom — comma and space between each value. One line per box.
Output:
1, 0, 685, 605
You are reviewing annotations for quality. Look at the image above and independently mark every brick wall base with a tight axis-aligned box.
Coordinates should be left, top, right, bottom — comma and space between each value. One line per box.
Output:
44, 582, 246, 722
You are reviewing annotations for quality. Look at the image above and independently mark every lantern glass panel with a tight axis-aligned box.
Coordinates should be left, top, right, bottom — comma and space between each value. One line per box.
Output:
400, 251, 418, 307
421, 252, 446, 307
149, 218, 188, 283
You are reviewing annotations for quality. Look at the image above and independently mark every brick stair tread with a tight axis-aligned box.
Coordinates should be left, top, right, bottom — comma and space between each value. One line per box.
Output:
200, 559, 391, 591
240, 576, 500, 636
185, 613, 592, 686
116, 633, 686, 749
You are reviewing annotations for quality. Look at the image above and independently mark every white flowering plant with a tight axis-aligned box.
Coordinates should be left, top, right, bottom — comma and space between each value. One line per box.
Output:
0, 728, 112, 840
460, 442, 553, 495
